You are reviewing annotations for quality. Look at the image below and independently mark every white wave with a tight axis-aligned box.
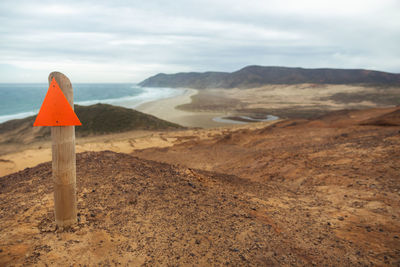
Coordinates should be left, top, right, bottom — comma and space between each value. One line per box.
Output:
0, 87, 185, 124
0, 111, 37, 123
76, 87, 183, 108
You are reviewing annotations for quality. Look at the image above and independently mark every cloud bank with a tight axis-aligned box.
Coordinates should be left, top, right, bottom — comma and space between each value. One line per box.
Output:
0, 0, 399, 82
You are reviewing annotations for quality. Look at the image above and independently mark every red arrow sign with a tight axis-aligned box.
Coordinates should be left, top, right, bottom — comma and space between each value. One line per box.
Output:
33, 78, 82, 126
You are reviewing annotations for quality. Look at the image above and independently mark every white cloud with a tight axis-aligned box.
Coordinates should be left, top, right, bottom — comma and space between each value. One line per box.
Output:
0, 0, 399, 82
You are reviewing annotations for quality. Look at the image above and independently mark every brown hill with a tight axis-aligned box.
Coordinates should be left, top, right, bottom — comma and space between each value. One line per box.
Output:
139, 65, 400, 89
360, 108, 400, 126
1, 107, 399, 265
0, 151, 335, 266
0, 103, 182, 146
133, 107, 400, 265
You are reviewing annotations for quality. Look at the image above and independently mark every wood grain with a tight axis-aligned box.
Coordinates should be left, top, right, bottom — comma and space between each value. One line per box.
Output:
49, 72, 77, 228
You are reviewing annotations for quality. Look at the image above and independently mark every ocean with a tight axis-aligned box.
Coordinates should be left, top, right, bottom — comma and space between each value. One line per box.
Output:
0, 83, 183, 123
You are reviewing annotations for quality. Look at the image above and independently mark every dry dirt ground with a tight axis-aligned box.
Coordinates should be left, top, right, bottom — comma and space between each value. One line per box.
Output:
1, 107, 400, 266
0, 122, 273, 177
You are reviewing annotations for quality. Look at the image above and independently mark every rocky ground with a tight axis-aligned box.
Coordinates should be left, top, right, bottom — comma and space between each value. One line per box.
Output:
1, 107, 400, 266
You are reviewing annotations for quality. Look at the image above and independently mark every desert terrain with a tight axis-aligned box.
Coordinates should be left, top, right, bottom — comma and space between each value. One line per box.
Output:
1, 83, 400, 266
177, 84, 400, 119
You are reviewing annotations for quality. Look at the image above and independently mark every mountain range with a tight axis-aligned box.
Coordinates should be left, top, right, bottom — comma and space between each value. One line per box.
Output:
139, 66, 400, 89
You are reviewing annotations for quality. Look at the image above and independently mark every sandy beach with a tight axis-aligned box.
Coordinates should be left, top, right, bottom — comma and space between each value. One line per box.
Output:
135, 88, 237, 128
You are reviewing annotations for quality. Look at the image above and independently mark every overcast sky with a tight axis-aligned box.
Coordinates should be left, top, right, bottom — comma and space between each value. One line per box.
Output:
0, 0, 399, 83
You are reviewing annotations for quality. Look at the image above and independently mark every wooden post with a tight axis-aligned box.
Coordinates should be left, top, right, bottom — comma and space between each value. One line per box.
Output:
49, 72, 77, 228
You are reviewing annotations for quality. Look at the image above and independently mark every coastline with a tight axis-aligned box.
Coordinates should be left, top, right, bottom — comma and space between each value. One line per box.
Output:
0, 87, 253, 176
0, 85, 249, 127
135, 88, 237, 128
0, 85, 183, 124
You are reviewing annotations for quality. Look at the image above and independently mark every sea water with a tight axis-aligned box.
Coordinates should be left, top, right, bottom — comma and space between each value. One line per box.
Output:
0, 83, 183, 123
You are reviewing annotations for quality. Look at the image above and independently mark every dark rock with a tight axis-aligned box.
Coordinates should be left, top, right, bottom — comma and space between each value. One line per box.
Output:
187, 182, 196, 189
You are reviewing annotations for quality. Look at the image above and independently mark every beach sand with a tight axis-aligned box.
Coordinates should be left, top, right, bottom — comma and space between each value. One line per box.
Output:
135, 88, 237, 128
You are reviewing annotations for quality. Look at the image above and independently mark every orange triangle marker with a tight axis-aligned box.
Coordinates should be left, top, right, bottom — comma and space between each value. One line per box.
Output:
33, 78, 82, 126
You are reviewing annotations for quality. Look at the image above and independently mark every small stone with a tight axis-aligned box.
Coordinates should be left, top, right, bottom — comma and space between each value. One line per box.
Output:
187, 182, 196, 189
338, 217, 344, 221
239, 254, 247, 261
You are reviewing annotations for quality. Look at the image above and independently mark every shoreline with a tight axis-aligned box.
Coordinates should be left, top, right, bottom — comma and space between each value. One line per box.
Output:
0, 86, 279, 128
0, 86, 184, 124
135, 88, 239, 128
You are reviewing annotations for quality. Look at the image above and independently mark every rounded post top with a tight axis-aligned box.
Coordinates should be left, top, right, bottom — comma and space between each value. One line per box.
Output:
48, 71, 71, 85
48, 71, 74, 108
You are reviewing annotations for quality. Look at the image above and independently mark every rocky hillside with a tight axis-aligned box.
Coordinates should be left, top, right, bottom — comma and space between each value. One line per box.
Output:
139, 65, 400, 89
1, 107, 399, 265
